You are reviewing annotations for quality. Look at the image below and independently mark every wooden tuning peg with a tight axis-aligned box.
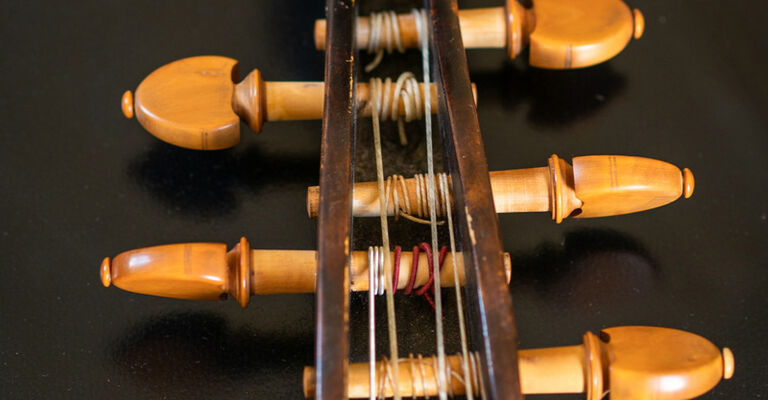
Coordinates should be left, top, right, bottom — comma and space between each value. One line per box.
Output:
303, 326, 733, 399
307, 155, 695, 222
122, 56, 477, 150
314, 0, 645, 69
100, 238, 511, 307
101, 237, 253, 307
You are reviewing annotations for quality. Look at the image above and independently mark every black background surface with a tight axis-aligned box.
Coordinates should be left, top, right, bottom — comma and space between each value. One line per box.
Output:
2, 0, 766, 399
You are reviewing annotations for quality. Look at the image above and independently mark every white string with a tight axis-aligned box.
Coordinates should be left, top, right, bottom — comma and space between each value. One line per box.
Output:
368, 246, 377, 400
367, 70, 435, 400
440, 174, 474, 399
367, 8, 475, 399
385, 173, 448, 225
369, 73, 423, 145
377, 356, 394, 400
365, 11, 405, 72
374, 353, 484, 398
416, 354, 428, 398
411, 8, 449, 400
377, 246, 385, 295
474, 350, 488, 400
370, 73, 402, 400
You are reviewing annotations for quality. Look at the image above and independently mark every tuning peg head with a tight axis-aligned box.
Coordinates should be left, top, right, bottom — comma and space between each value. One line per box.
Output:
571, 155, 692, 218
509, 0, 642, 69
101, 238, 251, 307
596, 326, 732, 400
128, 56, 265, 150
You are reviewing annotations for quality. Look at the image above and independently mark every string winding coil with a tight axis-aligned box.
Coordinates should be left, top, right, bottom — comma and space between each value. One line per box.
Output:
365, 10, 409, 72
376, 352, 486, 399
385, 173, 450, 224
368, 243, 448, 308
369, 73, 426, 145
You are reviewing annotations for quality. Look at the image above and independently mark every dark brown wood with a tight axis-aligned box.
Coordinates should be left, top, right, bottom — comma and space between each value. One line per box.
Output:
428, 0, 523, 399
315, 0, 356, 399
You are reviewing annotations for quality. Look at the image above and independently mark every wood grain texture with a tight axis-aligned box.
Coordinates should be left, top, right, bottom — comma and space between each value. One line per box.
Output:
314, 0, 643, 69
125, 56, 471, 150
313, 2, 355, 398
572, 155, 690, 218
302, 326, 733, 399
3, 0, 761, 399
100, 239, 513, 299
104, 242, 232, 301
133, 56, 241, 150
316, 7, 507, 50
430, 0, 522, 397
527, 0, 639, 68
306, 155, 693, 221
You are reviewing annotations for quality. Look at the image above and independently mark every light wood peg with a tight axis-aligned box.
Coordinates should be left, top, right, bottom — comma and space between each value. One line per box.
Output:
303, 326, 733, 399
314, 0, 644, 69
123, 56, 476, 150
100, 237, 512, 308
307, 155, 694, 223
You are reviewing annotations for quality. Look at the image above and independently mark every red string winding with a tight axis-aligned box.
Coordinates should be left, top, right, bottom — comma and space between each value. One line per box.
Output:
391, 242, 447, 309
392, 245, 402, 291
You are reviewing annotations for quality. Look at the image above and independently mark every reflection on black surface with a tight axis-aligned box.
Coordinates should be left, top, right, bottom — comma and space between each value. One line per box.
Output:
475, 62, 626, 127
111, 312, 312, 389
127, 143, 319, 218
511, 229, 658, 302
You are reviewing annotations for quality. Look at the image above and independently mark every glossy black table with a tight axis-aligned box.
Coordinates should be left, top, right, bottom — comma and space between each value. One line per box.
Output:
2, 1, 766, 398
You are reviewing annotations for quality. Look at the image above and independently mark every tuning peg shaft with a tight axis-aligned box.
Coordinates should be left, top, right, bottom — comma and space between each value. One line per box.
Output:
303, 326, 733, 399
306, 155, 695, 223
314, 0, 645, 69
123, 56, 476, 150
100, 238, 511, 308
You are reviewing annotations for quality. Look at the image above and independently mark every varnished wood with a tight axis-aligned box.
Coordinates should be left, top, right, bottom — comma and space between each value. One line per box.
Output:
120, 90, 133, 119
430, 1, 523, 396
302, 326, 734, 399
633, 8, 645, 39
683, 167, 695, 198
314, 0, 644, 69
106, 3, 732, 400
100, 238, 512, 305
572, 156, 691, 219
306, 155, 694, 222
315, 7, 507, 50
722, 347, 735, 379
315, 2, 355, 397
131, 56, 242, 151
124, 56, 476, 150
